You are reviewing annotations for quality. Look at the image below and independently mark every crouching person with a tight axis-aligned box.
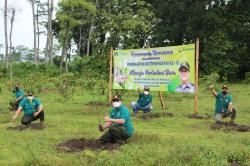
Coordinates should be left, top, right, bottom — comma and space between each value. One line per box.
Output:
131, 87, 153, 117
9, 83, 25, 111
12, 90, 45, 126
99, 95, 134, 145
209, 84, 236, 124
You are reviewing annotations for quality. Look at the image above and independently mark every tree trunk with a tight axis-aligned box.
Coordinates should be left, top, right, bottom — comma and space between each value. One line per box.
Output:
60, 28, 69, 73
4, 0, 9, 69
31, 0, 38, 65
48, 0, 54, 64
86, 0, 98, 56
45, 0, 49, 62
9, 9, 15, 80
36, 1, 40, 61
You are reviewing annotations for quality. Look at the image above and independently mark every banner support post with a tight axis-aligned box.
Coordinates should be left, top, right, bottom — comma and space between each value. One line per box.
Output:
109, 47, 113, 105
158, 91, 166, 111
194, 38, 199, 114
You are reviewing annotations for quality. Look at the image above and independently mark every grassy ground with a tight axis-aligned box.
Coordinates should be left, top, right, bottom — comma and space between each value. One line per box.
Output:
0, 83, 249, 166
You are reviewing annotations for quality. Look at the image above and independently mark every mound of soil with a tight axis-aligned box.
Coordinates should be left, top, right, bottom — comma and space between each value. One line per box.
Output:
7, 123, 44, 131
85, 101, 110, 107
187, 113, 211, 119
57, 138, 120, 152
210, 122, 250, 132
139, 112, 173, 120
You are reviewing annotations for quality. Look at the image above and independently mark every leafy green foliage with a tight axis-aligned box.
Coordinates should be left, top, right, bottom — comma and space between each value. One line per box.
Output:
245, 72, 250, 84
148, 0, 250, 81
201, 72, 220, 90
53, 73, 75, 100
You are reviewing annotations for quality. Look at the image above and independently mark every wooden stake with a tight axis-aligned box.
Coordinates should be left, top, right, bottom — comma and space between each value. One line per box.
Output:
109, 47, 113, 104
158, 91, 166, 111
194, 38, 199, 114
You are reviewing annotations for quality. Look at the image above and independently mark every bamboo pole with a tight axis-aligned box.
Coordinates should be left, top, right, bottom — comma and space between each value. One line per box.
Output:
158, 91, 166, 111
194, 38, 199, 114
109, 47, 113, 104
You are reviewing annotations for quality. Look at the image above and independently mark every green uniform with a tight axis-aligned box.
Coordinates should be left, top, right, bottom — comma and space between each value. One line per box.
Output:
100, 104, 134, 144
12, 89, 25, 100
137, 93, 152, 107
110, 104, 134, 136
9, 89, 25, 110
215, 92, 233, 114
19, 97, 41, 116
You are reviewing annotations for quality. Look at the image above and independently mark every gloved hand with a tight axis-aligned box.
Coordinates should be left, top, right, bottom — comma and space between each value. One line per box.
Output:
98, 124, 104, 132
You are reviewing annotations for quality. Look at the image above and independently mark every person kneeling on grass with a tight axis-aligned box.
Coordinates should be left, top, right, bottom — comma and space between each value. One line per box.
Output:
12, 90, 45, 126
209, 84, 236, 124
131, 87, 153, 117
9, 83, 25, 111
98, 95, 134, 145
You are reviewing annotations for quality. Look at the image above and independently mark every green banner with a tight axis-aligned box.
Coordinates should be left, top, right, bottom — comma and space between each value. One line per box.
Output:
113, 44, 196, 92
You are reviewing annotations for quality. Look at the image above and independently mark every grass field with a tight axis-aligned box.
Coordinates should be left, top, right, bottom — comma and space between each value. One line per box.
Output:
0, 83, 249, 166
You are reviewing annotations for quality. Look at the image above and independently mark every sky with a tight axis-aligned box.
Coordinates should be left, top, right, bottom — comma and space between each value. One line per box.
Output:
0, 0, 59, 54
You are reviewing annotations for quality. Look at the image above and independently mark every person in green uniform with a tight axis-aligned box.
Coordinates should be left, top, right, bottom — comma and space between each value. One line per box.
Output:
9, 83, 25, 111
12, 90, 45, 126
99, 95, 134, 145
209, 84, 236, 123
131, 87, 153, 117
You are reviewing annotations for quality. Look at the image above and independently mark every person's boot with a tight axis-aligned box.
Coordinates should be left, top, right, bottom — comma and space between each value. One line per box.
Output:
133, 111, 137, 117
229, 120, 236, 126
40, 121, 44, 128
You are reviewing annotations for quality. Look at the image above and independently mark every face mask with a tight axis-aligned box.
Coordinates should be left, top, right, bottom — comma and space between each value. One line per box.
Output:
144, 91, 149, 95
112, 101, 121, 108
16, 87, 19, 90
27, 96, 34, 100
222, 91, 227, 95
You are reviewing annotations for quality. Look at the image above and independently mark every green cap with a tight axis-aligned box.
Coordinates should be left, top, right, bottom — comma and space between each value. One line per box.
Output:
179, 61, 190, 71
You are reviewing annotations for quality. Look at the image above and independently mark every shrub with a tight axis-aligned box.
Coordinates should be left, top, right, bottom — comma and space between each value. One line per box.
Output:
245, 72, 250, 84
54, 73, 75, 100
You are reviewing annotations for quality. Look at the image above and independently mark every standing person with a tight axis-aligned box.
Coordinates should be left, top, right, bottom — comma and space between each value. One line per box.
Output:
131, 87, 153, 117
175, 61, 195, 93
9, 83, 25, 110
209, 84, 236, 124
12, 90, 45, 126
99, 95, 134, 145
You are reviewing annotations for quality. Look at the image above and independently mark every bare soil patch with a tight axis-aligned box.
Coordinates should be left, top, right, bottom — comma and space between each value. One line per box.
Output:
187, 113, 211, 119
139, 112, 173, 120
210, 122, 250, 132
57, 138, 120, 152
7, 123, 44, 131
